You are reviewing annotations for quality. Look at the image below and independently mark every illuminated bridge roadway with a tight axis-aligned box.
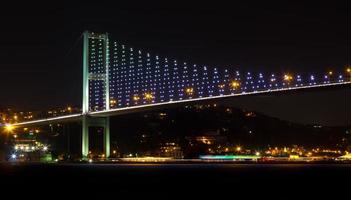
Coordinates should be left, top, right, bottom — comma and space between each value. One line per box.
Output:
4, 31, 351, 159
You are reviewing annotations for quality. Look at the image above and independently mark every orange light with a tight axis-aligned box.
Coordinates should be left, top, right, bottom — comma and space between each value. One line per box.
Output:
133, 95, 140, 101
283, 74, 293, 81
144, 92, 154, 101
4, 124, 14, 133
229, 81, 240, 89
218, 84, 225, 89
185, 87, 194, 95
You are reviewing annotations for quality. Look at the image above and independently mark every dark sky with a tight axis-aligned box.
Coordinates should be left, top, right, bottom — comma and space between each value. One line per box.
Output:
1, 2, 351, 126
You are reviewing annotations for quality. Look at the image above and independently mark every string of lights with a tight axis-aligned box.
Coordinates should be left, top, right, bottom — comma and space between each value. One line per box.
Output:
101, 37, 351, 111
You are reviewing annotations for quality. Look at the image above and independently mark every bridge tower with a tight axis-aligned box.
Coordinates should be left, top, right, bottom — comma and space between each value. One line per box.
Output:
82, 31, 110, 159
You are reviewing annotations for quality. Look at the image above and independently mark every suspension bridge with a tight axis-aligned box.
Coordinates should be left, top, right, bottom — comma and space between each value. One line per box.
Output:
4, 31, 351, 158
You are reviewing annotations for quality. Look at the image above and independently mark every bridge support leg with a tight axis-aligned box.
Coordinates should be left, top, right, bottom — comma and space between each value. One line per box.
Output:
81, 116, 110, 160
82, 115, 89, 159
103, 117, 110, 158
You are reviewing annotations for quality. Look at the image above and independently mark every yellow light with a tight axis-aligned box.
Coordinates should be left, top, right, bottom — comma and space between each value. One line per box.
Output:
120, 157, 172, 162
328, 71, 333, 76
289, 155, 299, 159
185, 87, 194, 95
284, 74, 293, 81
236, 146, 242, 152
67, 107, 72, 111
347, 68, 351, 73
230, 81, 240, 89
133, 95, 140, 101
4, 124, 14, 133
219, 84, 225, 89
255, 152, 260, 156
13, 116, 18, 120
144, 92, 154, 101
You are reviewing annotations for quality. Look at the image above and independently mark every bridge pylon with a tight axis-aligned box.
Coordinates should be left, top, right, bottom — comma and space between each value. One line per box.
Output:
81, 31, 111, 159
82, 115, 110, 159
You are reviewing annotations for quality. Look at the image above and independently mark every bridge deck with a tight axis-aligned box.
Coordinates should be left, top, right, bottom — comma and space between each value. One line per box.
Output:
4, 80, 350, 127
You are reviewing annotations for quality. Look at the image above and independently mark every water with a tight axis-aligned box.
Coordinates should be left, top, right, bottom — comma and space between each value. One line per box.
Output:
1, 163, 349, 197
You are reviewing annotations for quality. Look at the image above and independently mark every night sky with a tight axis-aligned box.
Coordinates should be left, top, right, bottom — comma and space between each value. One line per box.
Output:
1, 2, 351, 126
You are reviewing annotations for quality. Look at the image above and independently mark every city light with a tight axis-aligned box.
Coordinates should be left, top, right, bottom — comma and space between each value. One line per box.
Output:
4, 124, 14, 133
11, 154, 16, 159
120, 157, 173, 162
200, 155, 261, 161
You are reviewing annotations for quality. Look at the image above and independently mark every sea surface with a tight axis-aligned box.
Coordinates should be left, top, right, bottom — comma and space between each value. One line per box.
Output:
1, 163, 349, 197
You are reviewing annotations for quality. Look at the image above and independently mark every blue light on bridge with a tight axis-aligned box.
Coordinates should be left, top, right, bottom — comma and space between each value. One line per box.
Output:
83, 33, 351, 112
